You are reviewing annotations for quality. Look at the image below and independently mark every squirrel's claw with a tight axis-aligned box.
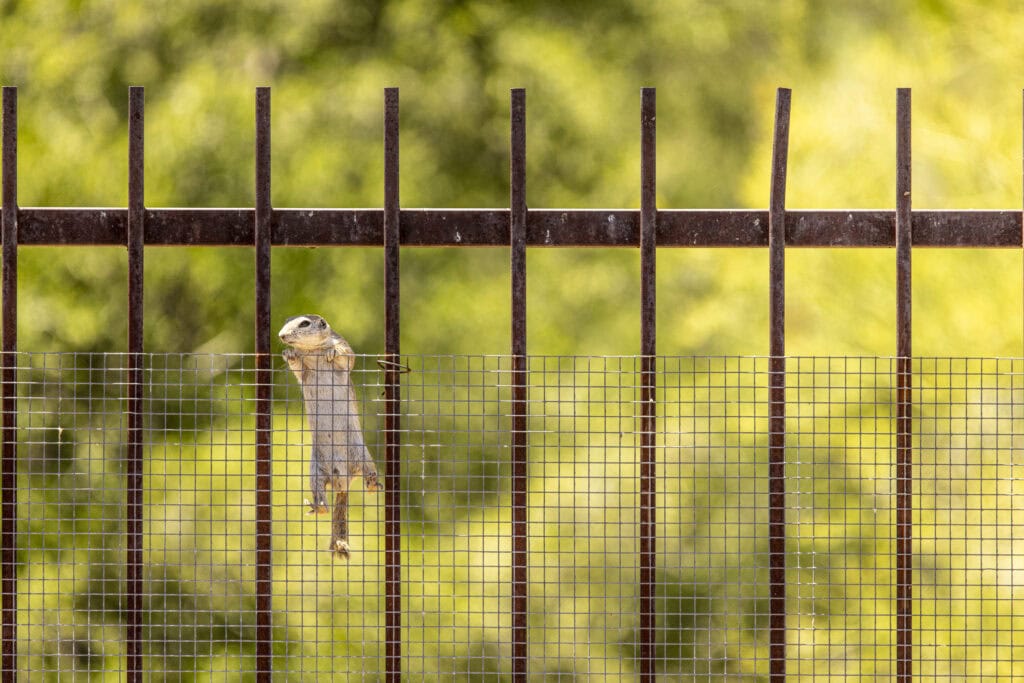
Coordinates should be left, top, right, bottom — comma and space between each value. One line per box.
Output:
364, 473, 383, 493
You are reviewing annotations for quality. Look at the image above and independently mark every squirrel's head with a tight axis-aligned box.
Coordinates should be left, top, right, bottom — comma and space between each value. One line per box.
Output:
278, 314, 333, 349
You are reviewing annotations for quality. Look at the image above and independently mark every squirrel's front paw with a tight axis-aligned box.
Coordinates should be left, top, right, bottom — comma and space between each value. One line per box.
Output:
364, 473, 383, 493
282, 348, 299, 362
324, 347, 337, 363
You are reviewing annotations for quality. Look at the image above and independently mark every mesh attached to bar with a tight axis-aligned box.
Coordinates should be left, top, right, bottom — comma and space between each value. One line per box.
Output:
9, 353, 1023, 679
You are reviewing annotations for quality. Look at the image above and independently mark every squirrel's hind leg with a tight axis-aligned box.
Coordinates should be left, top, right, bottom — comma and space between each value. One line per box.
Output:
363, 470, 383, 493
330, 488, 350, 559
357, 461, 383, 493
306, 452, 331, 515
351, 448, 383, 493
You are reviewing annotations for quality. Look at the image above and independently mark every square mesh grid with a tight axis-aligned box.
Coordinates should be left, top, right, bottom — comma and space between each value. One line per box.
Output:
9, 352, 1024, 679
783, 357, 897, 679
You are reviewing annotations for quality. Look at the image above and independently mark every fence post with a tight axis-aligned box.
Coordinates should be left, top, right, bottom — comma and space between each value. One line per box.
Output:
509, 87, 528, 681
768, 86, 791, 683
895, 86, 913, 683
1, 86, 17, 683
126, 85, 145, 682
254, 86, 273, 682
383, 86, 402, 683
638, 86, 657, 682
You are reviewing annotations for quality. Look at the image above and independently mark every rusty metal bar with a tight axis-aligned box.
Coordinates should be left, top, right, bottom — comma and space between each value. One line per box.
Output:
254, 86, 273, 682
126, 85, 145, 683
9, 208, 1022, 248
509, 87, 528, 682
895, 87, 913, 683
1, 86, 17, 683
638, 86, 656, 683
383, 86, 402, 683
768, 87, 791, 683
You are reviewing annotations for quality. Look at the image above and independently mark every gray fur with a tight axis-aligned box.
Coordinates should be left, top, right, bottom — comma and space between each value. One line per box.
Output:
279, 314, 381, 558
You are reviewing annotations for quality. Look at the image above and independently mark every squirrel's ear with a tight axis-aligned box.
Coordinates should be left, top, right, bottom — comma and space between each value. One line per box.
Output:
318, 318, 327, 329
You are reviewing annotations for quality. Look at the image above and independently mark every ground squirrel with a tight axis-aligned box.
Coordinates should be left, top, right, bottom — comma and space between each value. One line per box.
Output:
278, 314, 382, 559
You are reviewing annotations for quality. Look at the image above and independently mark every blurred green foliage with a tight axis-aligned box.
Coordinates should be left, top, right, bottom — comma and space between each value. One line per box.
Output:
4, 0, 1024, 679
3, 0, 1022, 356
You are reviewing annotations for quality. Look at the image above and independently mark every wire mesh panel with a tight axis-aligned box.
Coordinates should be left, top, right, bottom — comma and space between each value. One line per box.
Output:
658, 356, 770, 679
18, 353, 132, 679
784, 357, 897, 680
10, 351, 1024, 679
144, 353, 260, 680
916, 357, 1024, 682
529, 356, 642, 679
399, 355, 512, 680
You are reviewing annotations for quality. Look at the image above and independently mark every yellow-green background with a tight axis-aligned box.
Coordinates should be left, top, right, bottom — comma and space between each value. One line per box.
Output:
4, 1, 1024, 679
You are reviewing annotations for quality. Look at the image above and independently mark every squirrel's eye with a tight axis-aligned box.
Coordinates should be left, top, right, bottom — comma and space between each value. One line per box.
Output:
298, 320, 311, 328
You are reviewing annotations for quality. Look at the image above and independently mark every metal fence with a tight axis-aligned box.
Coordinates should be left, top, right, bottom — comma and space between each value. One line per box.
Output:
2, 84, 1024, 681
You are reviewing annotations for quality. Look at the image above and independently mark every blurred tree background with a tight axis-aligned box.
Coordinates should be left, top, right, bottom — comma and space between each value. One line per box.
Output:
4, 0, 1024, 680
1, 0, 1022, 356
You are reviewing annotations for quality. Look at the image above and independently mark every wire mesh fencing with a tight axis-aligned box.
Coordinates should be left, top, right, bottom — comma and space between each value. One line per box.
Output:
9, 352, 1024, 680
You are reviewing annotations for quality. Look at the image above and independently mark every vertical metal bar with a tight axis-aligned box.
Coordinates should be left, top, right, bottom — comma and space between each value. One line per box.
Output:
895, 86, 913, 683
126, 85, 145, 683
638, 86, 657, 683
383, 86, 402, 683
509, 87, 528, 682
254, 86, 273, 682
768, 86, 791, 683
1, 86, 17, 683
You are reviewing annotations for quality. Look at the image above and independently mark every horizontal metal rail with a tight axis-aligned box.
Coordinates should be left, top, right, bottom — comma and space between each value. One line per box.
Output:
6, 208, 1022, 247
